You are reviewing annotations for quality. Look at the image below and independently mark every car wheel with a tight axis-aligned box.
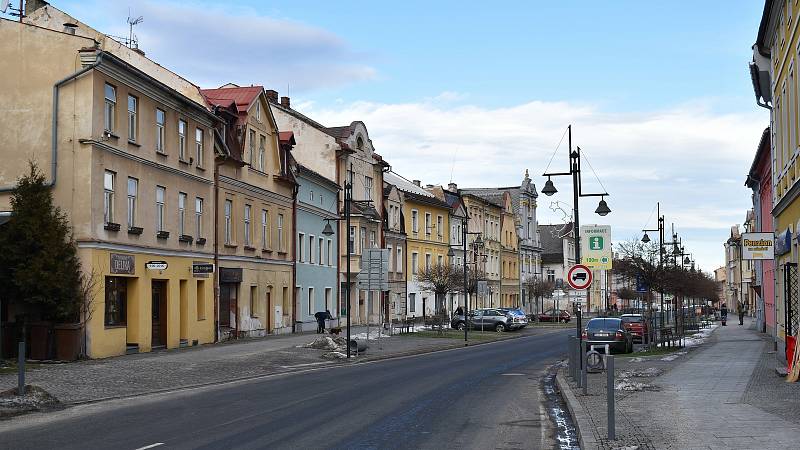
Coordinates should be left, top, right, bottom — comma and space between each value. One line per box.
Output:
457, 322, 465, 331
495, 323, 506, 332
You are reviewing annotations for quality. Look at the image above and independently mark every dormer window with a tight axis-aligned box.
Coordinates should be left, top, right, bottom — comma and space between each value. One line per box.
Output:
356, 136, 364, 150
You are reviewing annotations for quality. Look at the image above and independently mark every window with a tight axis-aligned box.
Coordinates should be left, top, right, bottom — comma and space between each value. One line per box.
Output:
127, 95, 137, 141
325, 288, 332, 313
425, 213, 432, 235
308, 287, 314, 315
155, 109, 165, 153
178, 192, 187, 236
412, 252, 418, 275
409, 293, 416, 313
104, 84, 116, 132
195, 197, 203, 238
156, 186, 165, 232
224, 199, 233, 244
370, 231, 376, 249
309, 235, 314, 263
547, 269, 555, 283
412, 210, 419, 233
244, 204, 252, 246
397, 248, 403, 273
249, 129, 256, 166
438, 255, 443, 266
104, 277, 127, 326
277, 214, 284, 251
261, 210, 269, 248
437, 215, 443, 237
256, 101, 261, 121
425, 253, 431, 271
364, 176, 373, 200
388, 245, 393, 271
309, 190, 314, 202
258, 135, 266, 171
327, 239, 333, 266
318, 237, 324, 265
360, 227, 366, 253
349, 226, 355, 253
178, 119, 187, 160
250, 286, 258, 318
298, 232, 305, 262
195, 128, 204, 167
127, 177, 137, 228
103, 171, 115, 224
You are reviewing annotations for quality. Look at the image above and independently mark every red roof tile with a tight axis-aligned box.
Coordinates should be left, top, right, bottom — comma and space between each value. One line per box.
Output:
200, 86, 264, 114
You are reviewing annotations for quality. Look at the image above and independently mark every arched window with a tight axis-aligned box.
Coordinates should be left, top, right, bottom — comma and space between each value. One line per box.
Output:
356, 136, 364, 150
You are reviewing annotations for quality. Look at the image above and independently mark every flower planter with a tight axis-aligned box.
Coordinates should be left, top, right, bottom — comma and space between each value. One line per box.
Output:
54, 323, 82, 361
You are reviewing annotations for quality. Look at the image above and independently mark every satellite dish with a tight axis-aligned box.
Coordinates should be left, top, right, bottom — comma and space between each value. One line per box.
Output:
1, 0, 11, 14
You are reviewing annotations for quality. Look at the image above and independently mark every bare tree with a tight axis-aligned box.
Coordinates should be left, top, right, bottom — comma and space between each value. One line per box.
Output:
417, 263, 460, 314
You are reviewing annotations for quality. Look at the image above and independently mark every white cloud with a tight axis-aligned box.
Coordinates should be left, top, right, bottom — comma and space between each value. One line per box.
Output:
63, 0, 376, 90
302, 98, 766, 271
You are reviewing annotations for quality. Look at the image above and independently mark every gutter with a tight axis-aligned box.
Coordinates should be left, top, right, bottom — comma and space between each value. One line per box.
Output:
0, 51, 104, 192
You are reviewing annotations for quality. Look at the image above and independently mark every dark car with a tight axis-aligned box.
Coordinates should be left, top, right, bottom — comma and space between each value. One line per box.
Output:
537, 309, 571, 323
620, 314, 648, 343
450, 308, 521, 332
582, 318, 633, 354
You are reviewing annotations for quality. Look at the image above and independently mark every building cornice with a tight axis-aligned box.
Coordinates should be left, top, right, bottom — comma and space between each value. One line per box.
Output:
77, 240, 213, 259
219, 175, 293, 207
773, 178, 800, 217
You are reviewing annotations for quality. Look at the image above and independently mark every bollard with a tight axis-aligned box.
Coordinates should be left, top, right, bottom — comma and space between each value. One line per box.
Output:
607, 354, 615, 440
18, 341, 25, 396
581, 340, 588, 395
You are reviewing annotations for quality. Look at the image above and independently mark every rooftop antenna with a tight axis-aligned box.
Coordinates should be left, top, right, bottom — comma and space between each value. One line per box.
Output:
127, 12, 143, 49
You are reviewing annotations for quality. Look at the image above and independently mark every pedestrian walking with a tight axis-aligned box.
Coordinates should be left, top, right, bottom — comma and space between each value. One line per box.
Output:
720, 304, 728, 326
314, 310, 332, 334
455, 306, 464, 317
738, 302, 745, 326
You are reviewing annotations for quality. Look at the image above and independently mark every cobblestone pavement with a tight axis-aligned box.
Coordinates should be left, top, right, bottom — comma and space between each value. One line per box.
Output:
0, 326, 547, 405
560, 317, 800, 450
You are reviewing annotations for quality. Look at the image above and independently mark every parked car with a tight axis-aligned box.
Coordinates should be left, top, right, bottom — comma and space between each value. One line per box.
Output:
450, 308, 524, 332
620, 314, 648, 343
582, 318, 633, 354
499, 308, 529, 329
537, 309, 572, 323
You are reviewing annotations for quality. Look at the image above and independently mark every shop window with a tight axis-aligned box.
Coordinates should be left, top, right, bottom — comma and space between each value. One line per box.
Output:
105, 276, 127, 326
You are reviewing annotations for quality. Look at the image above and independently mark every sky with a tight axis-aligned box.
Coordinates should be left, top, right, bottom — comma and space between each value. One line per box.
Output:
23, 0, 769, 272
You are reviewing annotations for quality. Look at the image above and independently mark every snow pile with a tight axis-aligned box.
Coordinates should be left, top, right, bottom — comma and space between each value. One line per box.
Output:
0, 385, 60, 417
301, 336, 347, 351
350, 331, 392, 341
684, 324, 718, 348
628, 357, 647, 363
321, 351, 348, 360
612, 446, 639, 450
615, 380, 659, 392
660, 351, 687, 362
618, 367, 663, 379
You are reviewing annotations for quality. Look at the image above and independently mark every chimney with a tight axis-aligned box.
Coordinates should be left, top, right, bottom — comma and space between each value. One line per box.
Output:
448, 182, 457, 191
266, 90, 279, 104
412, 180, 421, 187
280, 96, 290, 108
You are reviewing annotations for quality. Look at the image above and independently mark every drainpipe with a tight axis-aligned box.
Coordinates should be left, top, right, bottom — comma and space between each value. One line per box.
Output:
0, 51, 104, 192
291, 176, 299, 333
213, 158, 222, 342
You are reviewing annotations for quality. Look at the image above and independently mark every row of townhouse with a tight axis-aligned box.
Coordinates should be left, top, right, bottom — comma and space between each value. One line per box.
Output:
748, 0, 797, 366
0, 2, 543, 359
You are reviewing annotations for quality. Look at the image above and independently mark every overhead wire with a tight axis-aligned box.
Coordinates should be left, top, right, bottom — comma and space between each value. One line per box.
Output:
543, 126, 569, 174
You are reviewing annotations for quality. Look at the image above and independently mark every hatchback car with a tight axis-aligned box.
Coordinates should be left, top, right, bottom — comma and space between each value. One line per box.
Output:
620, 314, 648, 343
538, 309, 571, 323
582, 318, 633, 354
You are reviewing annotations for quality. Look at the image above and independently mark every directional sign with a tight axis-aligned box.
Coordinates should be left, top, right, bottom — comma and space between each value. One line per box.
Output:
356, 248, 389, 291
567, 264, 593, 290
581, 225, 612, 270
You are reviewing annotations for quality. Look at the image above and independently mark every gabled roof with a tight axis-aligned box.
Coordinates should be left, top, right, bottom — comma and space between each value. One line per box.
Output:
746, 127, 771, 187
279, 131, 296, 146
200, 86, 264, 115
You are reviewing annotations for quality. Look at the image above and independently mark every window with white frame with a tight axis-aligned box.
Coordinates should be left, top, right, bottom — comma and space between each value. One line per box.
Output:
308, 287, 314, 315
309, 235, 314, 263
397, 247, 403, 273
425, 213, 432, 235
327, 239, 333, 266
437, 215, 443, 238
425, 253, 431, 271
195, 197, 203, 238
244, 204, 252, 246
318, 237, 324, 266
364, 176, 373, 200
325, 288, 332, 312
256, 101, 261, 121
349, 226, 355, 253
178, 192, 187, 236
388, 245, 393, 271
249, 130, 256, 166
155, 108, 165, 153
360, 227, 366, 253
195, 128, 204, 168
104, 84, 116, 133
224, 199, 233, 244
412, 210, 419, 233
127, 177, 137, 228
437, 254, 443, 266
103, 170, 115, 224
258, 135, 266, 171
277, 214, 284, 251
261, 209, 268, 248
298, 232, 305, 262
127, 95, 137, 141
155, 186, 165, 232
178, 119, 187, 160
370, 230, 376, 248
412, 252, 418, 275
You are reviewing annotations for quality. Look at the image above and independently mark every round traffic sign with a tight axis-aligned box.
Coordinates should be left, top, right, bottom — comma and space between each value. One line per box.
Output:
567, 264, 592, 290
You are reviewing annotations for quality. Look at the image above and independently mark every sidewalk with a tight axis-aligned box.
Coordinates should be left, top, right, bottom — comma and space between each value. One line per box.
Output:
559, 317, 800, 449
0, 325, 543, 406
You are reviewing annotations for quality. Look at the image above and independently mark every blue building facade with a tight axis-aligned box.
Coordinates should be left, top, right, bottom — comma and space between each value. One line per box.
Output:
294, 164, 340, 331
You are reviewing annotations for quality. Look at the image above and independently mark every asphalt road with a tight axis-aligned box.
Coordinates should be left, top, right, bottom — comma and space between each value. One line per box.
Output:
0, 329, 570, 450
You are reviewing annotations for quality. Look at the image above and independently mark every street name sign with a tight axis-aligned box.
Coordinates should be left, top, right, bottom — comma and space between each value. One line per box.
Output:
741, 232, 774, 260
581, 225, 612, 270
567, 264, 593, 290
145, 261, 168, 270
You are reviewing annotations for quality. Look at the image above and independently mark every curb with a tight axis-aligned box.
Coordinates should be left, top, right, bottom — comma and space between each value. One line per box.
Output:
556, 370, 599, 450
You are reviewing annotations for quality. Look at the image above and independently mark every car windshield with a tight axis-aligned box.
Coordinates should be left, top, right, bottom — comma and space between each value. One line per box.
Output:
621, 316, 643, 323
586, 318, 621, 331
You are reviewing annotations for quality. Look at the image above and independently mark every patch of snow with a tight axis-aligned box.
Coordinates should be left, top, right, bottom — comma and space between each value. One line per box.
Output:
612, 446, 640, 450
629, 357, 647, 363
321, 351, 348, 360
660, 351, 687, 362
615, 380, 659, 392
300, 336, 347, 351
618, 367, 663, 379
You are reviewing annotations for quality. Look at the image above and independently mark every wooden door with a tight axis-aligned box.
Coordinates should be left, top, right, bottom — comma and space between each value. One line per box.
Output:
151, 281, 167, 347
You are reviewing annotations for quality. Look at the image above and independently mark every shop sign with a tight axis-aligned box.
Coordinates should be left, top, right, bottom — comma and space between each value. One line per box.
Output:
145, 260, 168, 270
220, 267, 243, 283
775, 229, 792, 256
110, 253, 135, 275
192, 262, 215, 275
741, 232, 774, 260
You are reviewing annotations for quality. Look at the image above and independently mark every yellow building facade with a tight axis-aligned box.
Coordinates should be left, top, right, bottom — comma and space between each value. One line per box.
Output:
498, 192, 520, 308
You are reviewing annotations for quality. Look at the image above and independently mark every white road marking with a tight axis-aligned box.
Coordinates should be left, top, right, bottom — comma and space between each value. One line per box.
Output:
134, 443, 164, 450
501, 373, 525, 376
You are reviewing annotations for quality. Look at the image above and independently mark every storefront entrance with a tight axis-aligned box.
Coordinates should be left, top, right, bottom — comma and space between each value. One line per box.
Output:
220, 283, 237, 328
151, 280, 167, 348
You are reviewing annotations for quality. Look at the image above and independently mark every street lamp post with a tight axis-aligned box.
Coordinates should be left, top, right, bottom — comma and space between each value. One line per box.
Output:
641, 202, 665, 345
449, 218, 485, 343
542, 124, 611, 341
